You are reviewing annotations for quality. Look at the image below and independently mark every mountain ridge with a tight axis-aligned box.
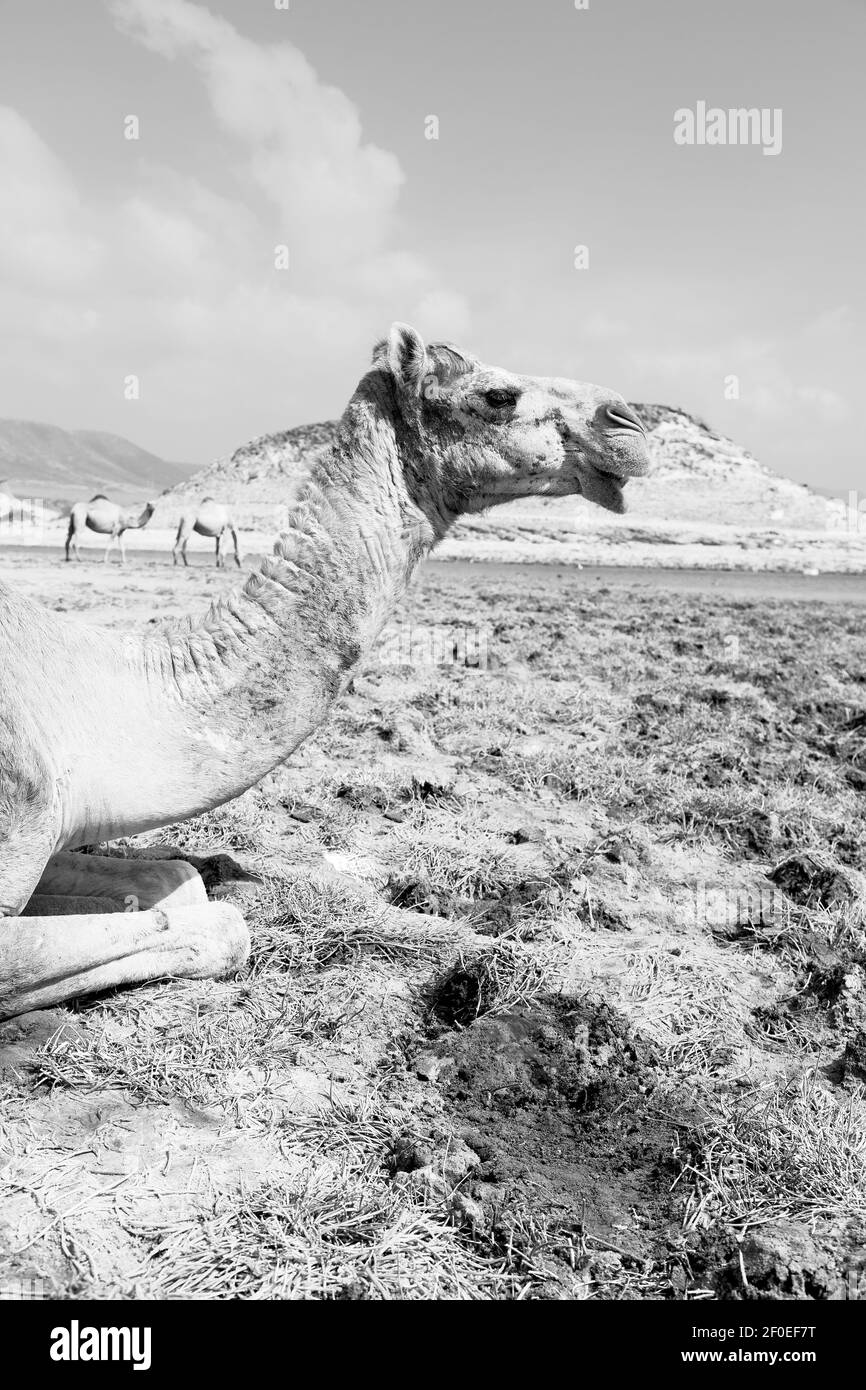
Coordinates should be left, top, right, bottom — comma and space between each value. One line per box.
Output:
0, 418, 194, 504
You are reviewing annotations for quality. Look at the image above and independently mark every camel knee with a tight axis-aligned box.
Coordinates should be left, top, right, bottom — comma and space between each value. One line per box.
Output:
0, 853, 51, 917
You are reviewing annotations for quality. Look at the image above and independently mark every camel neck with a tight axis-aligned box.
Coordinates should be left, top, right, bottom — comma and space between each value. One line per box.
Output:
142, 383, 445, 812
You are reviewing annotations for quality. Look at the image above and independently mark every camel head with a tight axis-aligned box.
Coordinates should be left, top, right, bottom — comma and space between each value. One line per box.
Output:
374, 323, 651, 515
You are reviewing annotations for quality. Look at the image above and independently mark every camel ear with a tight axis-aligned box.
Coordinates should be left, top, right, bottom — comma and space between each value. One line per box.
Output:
386, 323, 428, 396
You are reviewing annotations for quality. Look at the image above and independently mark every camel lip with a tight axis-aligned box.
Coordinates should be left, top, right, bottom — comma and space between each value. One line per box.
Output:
573, 457, 628, 514
582, 459, 630, 487
597, 442, 652, 480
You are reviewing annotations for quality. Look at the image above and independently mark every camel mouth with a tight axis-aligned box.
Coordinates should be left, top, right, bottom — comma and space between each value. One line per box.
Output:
575, 459, 629, 514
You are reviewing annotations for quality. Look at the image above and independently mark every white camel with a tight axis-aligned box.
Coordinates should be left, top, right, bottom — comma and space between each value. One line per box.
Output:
0, 324, 650, 1020
65, 495, 157, 564
173, 499, 241, 569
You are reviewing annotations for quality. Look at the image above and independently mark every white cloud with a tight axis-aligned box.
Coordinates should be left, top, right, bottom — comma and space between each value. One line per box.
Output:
629, 335, 849, 429
0, 0, 469, 459
411, 290, 473, 342
109, 0, 405, 269
0, 108, 103, 286
796, 385, 849, 419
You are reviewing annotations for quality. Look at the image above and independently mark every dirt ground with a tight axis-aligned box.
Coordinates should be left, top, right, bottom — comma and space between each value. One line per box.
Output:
1, 548, 865, 1300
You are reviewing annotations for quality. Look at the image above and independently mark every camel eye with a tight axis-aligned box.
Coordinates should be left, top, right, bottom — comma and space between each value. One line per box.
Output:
484, 388, 518, 409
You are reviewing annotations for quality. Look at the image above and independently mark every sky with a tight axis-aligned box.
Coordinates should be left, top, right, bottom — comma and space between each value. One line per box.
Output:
0, 0, 862, 488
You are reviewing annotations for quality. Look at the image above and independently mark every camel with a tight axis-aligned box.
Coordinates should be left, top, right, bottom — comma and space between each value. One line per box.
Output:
173, 499, 241, 569
65, 495, 157, 564
0, 324, 650, 1020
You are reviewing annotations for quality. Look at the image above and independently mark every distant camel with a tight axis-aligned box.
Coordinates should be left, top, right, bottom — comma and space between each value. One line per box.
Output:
65, 495, 157, 563
173, 498, 241, 568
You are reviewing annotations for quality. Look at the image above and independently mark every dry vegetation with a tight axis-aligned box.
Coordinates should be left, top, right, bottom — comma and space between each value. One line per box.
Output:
1, 557, 865, 1300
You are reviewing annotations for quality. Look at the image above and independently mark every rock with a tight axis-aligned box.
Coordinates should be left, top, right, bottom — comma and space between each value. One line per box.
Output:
394, 1166, 449, 1198
449, 1192, 485, 1230
841, 1030, 866, 1083
720, 1223, 845, 1300
410, 762, 457, 799
510, 824, 546, 845
589, 1250, 624, 1280
438, 1137, 482, 1185
415, 1053, 456, 1084
769, 853, 854, 910
603, 837, 641, 867
390, 1134, 434, 1172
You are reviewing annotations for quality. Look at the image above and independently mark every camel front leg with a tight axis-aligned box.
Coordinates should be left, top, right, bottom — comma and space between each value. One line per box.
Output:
0, 903, 249, 1020
173, 522, 191, 567
230, 525, 241, 568
0, 852, 249, 1020
172, 520, 187, 566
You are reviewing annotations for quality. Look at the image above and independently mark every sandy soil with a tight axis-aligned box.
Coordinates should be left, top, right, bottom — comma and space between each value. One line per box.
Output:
2, 547, 865, 621
1, 550, 865, 1300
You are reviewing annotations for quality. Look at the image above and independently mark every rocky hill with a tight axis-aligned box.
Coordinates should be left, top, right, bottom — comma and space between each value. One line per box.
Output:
164, 405, 840, 537
17, 405, 858, 571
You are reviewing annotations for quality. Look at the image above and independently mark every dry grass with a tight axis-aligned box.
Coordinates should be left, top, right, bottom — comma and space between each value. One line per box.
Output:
3, 568, 866, 1299
248, 872, 451, 974
624, 947, 750, 1075
679, 1073, 866, 1232
426, 938, 562, 1029
34, 977, 351, 1118
132, 1166, 518, 1300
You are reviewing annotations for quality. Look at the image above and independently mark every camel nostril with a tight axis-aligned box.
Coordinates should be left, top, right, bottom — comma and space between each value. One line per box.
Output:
604, 403, 646, 434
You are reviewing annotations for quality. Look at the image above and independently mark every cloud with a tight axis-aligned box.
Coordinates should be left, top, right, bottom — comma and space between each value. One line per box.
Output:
109, 0, 404, 269
628, 334, 850, 429
795, 385, 849, 419
0, 0, 469, 460
411, 290, 473, 342
0, 108, 103, 287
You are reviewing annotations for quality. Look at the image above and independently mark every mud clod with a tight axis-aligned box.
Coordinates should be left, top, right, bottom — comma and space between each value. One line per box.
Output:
769, 853, 854, 909
713, 1223, 846, 1301
841, 1030, 866, 1082
436, 997, 655, 1113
